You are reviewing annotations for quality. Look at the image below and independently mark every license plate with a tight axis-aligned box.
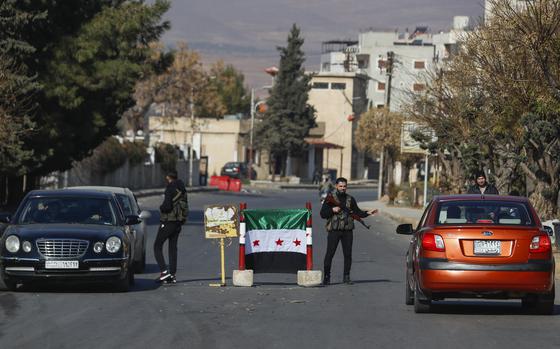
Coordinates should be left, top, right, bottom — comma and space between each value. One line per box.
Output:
45, 260, 79, 269
474, 240, 501, 255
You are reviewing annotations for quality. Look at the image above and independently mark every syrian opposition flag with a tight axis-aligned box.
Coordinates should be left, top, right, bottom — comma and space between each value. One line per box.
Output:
244, 209, 309, 274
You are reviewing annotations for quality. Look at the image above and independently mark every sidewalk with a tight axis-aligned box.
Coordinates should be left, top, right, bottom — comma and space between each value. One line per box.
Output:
360, 200, 423, 226
249, 179, 378, 191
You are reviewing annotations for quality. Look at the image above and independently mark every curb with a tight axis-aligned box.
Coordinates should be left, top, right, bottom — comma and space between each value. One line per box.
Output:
377, 210, 420, 227
134, 186, 219, 198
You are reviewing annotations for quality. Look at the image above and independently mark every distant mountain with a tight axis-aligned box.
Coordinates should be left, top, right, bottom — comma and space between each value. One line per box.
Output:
161, 0, 484, 87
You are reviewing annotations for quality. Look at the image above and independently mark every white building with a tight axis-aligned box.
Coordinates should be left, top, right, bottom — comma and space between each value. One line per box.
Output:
320, 16, 470, 113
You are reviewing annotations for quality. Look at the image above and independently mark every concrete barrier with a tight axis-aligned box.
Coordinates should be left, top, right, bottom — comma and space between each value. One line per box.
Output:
232, 269, 253, 287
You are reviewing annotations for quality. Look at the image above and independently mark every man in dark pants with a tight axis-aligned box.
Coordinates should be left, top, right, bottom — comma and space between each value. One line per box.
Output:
320, 177, 377, 285
154, 171, 188, 284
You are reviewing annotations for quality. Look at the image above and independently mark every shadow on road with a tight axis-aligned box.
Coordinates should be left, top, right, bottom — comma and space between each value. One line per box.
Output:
10, 278, 159, 293
174, 276, 232, 284
426, 300, 560, 316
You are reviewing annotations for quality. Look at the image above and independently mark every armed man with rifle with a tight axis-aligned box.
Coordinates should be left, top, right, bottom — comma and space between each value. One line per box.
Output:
320, 177, 377, 285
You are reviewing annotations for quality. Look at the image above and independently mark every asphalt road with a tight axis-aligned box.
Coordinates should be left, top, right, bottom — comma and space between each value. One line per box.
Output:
2, 188, 560, 349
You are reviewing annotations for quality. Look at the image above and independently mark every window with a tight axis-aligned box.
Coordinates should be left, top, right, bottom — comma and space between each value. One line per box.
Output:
413, 83, 425, 92
414, 61, 426, 69
312, 82, 329, 89
331, 83, 346, 90
378, 59, 387, 69
436, 201, 534, 226
377, 82, 386, 91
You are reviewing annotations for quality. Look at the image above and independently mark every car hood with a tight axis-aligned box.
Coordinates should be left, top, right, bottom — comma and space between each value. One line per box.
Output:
4, 224, 124, 241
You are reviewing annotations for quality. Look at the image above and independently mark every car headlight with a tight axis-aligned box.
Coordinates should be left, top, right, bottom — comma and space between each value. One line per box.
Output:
5, 235, 20, 253
105, 237, 121, 253
93, 242, 104, 253
22, 241, 32, 253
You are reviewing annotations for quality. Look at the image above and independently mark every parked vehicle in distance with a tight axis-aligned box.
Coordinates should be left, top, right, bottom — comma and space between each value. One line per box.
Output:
0, 189, 139, 292
67, 186, 150, 273
397, 194, 555, 314
220, 162, 249, 179
541, 219, 559, 247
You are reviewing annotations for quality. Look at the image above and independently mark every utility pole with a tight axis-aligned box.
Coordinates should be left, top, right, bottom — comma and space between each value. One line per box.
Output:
378, 51, 394, 200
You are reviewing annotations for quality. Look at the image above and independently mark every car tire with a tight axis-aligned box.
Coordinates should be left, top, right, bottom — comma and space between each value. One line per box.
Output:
115, 269, 131, 292
135, 243, 146, 274
413, 284, 432, 313
3, 279, 18, 292
405, 275, 414, 305
523, 284, 555, 315
536, 284, 555, 315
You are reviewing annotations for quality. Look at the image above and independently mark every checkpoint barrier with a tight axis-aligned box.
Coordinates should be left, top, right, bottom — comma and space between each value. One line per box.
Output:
208, 176, 243, 192
228, 178, 242, 192
233, 202, 322, 287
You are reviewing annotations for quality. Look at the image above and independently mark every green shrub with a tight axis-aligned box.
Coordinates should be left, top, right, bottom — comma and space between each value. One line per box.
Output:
155, 143, 178, 173
122, 141, 147, 165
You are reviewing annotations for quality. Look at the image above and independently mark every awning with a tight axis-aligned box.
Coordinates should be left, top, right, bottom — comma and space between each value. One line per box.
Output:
305, 138, 344, 149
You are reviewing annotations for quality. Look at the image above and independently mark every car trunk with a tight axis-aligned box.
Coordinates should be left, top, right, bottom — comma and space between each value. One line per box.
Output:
436, 225, 542, 264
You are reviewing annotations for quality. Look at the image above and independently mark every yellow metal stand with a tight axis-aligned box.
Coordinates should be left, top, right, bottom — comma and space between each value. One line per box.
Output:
209, 238, 226, 287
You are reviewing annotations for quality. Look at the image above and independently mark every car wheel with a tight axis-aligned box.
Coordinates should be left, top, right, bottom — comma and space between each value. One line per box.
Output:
115, 270, 131, 292
405, 275, 414, 305
3, 279, 18, 291
523, 284, 555, 315
135, 243, 146, 274
536, 284, 555, 315
413, 284, 432, 313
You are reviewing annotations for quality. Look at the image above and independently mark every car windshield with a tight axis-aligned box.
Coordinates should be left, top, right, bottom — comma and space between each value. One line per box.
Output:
436, 200, 534, 226
18, 197, 117, 226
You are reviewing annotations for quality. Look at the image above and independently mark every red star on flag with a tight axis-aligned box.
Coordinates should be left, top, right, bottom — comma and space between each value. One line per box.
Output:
253, 240, 260, 247
293, 239, 301, 246
275, 238, 284, 246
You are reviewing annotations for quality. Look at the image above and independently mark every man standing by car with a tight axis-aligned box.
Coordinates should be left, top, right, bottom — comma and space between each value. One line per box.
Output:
467, 171, 499, 195
320, 177, 377, 285
154, 170, 189, 284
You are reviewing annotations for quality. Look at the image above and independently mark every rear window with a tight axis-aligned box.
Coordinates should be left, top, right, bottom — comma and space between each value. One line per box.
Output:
436, 201, 534, 226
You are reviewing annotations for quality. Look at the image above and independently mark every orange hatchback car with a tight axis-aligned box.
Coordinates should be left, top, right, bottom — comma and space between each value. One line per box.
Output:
397, 195, 555, 314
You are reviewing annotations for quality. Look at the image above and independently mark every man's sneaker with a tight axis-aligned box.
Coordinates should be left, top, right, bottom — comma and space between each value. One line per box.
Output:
156, 271, 171, 283
165, 275, 177, 284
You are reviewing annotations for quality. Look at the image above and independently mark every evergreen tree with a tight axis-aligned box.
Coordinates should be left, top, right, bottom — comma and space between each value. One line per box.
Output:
0, 1, 42, 176
255, 24, 316, 176
14, 0, 170, 176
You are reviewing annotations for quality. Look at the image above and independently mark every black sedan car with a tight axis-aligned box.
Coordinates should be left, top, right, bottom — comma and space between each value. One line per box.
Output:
0, 189, 140, 292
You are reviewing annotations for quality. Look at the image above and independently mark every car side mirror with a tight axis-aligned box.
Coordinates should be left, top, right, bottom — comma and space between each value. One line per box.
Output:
0, 214, 10, 224
139, 210, 151, 220
125, 215, 141, 226
396, 224, 414, 235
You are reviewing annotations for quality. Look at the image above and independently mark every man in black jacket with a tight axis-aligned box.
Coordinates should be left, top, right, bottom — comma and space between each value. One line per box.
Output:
154, 170, 188, 284
320, 177, 377, 285
467, 171, 499, 195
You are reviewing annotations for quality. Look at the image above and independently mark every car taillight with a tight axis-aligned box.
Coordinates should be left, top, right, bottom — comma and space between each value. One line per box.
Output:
422, 233, 445, 252
233, 167, 239, 172
530, 235, 551, 253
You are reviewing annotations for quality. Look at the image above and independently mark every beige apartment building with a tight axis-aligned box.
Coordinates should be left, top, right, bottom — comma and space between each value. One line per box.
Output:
306, 71, 369, 180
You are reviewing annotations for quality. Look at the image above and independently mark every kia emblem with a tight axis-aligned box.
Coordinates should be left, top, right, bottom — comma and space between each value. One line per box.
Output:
482, 231, 493, 236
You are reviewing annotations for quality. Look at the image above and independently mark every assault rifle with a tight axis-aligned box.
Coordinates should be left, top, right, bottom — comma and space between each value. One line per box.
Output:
324, 193, 372, 230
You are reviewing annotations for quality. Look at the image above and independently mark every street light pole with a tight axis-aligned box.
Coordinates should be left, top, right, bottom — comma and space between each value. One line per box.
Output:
189, 87, 195, 187
248, 88, 255, 173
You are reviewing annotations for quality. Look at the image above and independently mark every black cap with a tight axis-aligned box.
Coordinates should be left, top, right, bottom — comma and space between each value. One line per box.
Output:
166, 170, 178, 179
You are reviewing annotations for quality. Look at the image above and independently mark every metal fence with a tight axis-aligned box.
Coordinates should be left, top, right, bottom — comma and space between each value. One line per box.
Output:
42, 160, 200, 190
